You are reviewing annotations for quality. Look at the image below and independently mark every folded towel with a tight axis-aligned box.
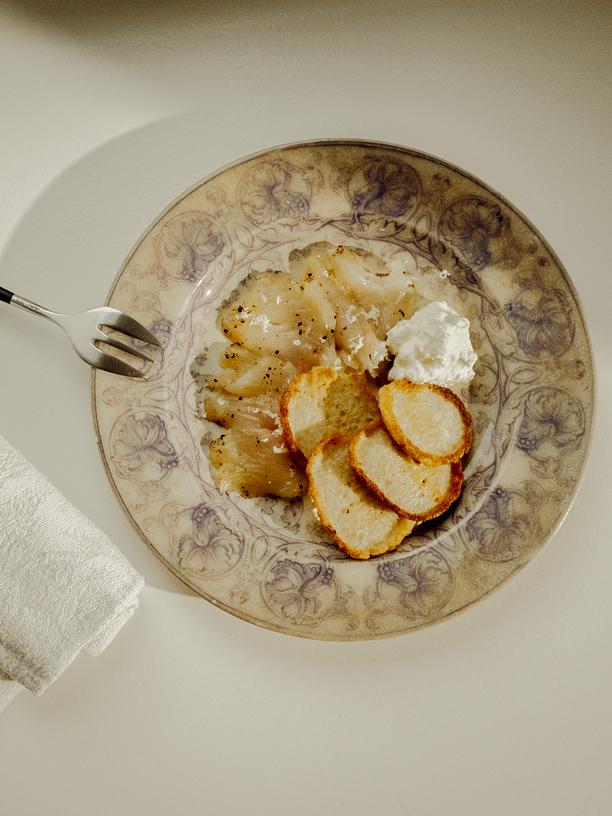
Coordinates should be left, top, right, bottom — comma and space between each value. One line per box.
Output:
0, 433, 143, 712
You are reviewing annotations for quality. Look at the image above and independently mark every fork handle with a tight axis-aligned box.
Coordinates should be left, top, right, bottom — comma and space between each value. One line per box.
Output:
0, 288, 57, 322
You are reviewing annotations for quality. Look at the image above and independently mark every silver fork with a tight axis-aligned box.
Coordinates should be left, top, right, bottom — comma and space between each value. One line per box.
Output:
0, 285, 160, 378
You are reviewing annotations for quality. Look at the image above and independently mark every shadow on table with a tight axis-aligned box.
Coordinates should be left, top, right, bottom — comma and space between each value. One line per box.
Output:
0, 112, 219, 595
3, 0, 338, 41
4, 0, 471, 52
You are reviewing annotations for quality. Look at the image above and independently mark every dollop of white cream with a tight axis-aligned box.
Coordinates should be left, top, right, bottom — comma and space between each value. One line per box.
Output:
386, 301, 477, 387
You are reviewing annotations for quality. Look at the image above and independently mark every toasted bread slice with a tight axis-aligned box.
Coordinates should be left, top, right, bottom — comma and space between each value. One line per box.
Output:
280, 366, 379, 459
307, 434, 415, 559
349, 420, 463, 520
378, 380, 472, 465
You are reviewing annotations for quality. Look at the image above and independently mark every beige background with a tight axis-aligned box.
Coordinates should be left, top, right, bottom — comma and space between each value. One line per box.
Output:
0, 2, 610, 814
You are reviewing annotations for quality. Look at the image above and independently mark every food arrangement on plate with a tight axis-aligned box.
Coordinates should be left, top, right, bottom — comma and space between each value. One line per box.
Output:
193, 241, 477, 559
93, 140, 592, 639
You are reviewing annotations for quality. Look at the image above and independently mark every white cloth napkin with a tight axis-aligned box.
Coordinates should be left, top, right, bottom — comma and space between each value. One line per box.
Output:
0, 434, 144, 712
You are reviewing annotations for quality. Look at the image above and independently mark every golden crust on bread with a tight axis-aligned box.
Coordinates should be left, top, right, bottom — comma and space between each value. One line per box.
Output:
349, 420, 463, 521
307, 433, 414, 559
280, 366, 379, 459
378, 380, 472, 465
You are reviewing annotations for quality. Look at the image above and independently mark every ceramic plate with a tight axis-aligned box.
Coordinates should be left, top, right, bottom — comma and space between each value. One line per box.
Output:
92, 140, 593, 639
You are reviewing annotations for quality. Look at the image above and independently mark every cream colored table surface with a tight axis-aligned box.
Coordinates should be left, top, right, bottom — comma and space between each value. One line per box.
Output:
0, 2, 610, 814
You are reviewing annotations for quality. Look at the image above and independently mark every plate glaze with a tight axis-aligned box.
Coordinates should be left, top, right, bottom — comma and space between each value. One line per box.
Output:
92, 140, 593, 639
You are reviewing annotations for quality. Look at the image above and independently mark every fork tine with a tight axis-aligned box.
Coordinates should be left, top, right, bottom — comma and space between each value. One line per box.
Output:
100, 309, 161, 346
95, 330, 154, 363
89, 347, 146, 378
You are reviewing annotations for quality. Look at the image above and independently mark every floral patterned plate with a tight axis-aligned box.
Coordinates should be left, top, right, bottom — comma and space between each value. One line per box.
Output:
92, 140, 593, 639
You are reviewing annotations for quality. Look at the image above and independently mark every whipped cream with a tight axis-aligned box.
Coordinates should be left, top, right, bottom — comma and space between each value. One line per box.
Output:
386, 301, 477, 387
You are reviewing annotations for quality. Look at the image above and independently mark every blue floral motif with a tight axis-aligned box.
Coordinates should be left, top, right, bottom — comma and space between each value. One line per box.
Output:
238, 160, 310, 226
465, 487, 538, 562
504, 289, 574, 357
439, 195, 509, 268
254, 496, 304, 532
263, 559, 334, 624
377, 550, 453, 617
149, 318, 173, 348
112, 413, 179, 480
517, 387, 584, 458
156, 212, 225, 282
347, 156, 420, 217
176, 504, 243, 575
